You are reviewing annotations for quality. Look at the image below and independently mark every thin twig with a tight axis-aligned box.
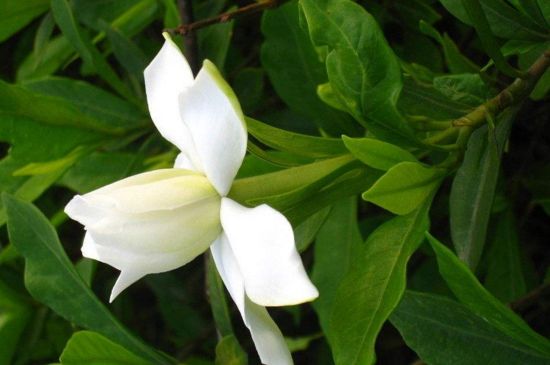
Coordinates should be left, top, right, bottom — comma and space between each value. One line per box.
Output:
510, 281, 550, 313
166, 0, 283, 36
452, 49, 550, 128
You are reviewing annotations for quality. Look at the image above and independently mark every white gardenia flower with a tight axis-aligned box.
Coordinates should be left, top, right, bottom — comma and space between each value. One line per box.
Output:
64, 34, 318, 365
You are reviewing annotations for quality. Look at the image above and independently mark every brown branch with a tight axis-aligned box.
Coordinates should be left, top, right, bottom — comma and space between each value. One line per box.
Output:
166, 0, 284, 36
510, 281, 550, 313
452, 49, 550, 128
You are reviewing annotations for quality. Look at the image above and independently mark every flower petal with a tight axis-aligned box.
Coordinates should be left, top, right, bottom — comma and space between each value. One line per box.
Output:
179, 60, 247, 196
65, 169, 218, 217
219, 198, 319, 307
211, 234, 293, 365
67, 169, 223, 300
144, 35, 201, 171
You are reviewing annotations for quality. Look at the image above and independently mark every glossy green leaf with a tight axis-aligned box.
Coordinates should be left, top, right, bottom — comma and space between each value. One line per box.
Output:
0, 0, 49, 42
460, 0, 524, 78
299, 0, 418, 146
247, 117, 347, 158
261, 1, 359, 136
283, 165, 379, 226
432, 73, 493, 107
427, 232, 550, 356
3, 194, 174, 365
215, 335, 248, 365
23, 77, 148, 130
51, 0, 136, 101
484, 208, 527, 302
229, 154, 354, 204
0, 79, 136, 134
440, 0, 548, 40
399, 77, 476, 120
342, 136, 417, 171
450, 108, 516, 269
328, 200, 431, 365
60, 331, 153, 365
391, 291, 550, 365
362, 162, 444, 215
311, 198, 362, 337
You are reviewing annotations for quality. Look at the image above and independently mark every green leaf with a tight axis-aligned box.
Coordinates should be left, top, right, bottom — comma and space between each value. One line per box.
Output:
23, 77, 148, 130
17, 0, 158, 82
460, 0, 524, 78
399, 76, 476, 120
516, 0, 549, 28
311, 198, 362, 339
328, 199, 431, 365
0, 278, 32, 365
299, 0, 419, 146
0, 79, 137, 135
450, 108, 516, 269
50, 0, 136, 102
261, 1, 359, 136
426, 232, 550, 356
104, 25, 148, 81
294, 206, 331, 252
198, 17, 233, 71
484, 208, 527, 302
3, 194, 174, 364
0, 0, 49, 42
214, 335, 248, 365
206, 253, 234, 338
229, 155, 355, 205
342, 136, 417, 171
60, 331, 153, 365
419, 20, 480, 74
440, 0, 548, 40
362, 161, 444, 215
391, 291, 550, 365
432, 74, 493, 107
59, 152, 136, 194
246, 117, 347, 159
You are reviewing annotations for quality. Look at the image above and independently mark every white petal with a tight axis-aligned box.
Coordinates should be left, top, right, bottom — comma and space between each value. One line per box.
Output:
65, 169, 218, 217
67, 169, 224, 300
174, 152, 195, 170
211, 234, 293, 365
144, 35, 201, 171
244, 298, 294, 365
179, 60, 247, 196
220, 198, 319, 307
110, 269, 147, 302
211, 233, 245, 316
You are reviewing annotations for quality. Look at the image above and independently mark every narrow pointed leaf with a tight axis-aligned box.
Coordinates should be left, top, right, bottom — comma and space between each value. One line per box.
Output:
328, 199, 431, 365
3, 194, 174, 365
391, 291, 550, 365
450, 108, 516, 269
427, 232, 550, 356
